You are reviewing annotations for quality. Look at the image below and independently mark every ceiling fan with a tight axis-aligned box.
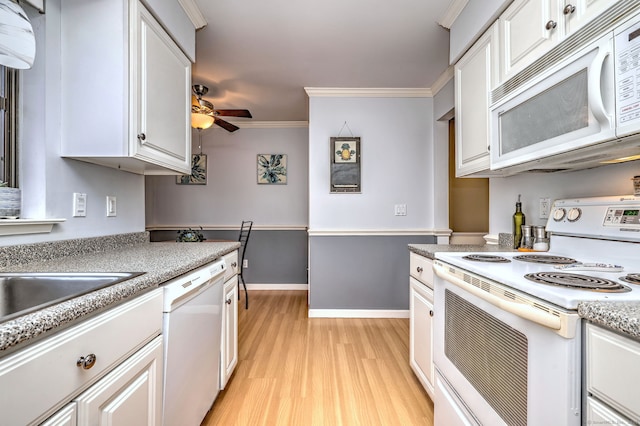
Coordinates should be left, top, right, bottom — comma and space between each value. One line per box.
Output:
191, 84, 252, 132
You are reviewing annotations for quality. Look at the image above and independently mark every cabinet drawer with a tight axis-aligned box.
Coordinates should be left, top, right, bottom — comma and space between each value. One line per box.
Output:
0, 288, 163, 426
586, 323, 640, 423
223, 250, 239, 280
410, 252, 433, 288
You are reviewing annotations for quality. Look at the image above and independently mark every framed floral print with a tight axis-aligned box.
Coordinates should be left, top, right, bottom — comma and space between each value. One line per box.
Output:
176, 154, 207, 185
257, 154, 287, 184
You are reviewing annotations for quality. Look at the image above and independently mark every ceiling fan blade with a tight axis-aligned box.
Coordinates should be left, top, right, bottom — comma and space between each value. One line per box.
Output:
215, 109, 252, 118
214, 118, 240, 132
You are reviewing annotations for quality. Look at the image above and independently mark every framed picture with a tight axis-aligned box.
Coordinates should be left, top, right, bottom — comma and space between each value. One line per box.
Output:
334, 139, 359, 163
330, 137, 360, 193
257, 154, 287, 184
176, 154, 207, 185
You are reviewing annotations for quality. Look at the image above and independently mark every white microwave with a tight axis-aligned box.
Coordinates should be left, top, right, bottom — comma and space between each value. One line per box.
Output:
489, 10, 640, 172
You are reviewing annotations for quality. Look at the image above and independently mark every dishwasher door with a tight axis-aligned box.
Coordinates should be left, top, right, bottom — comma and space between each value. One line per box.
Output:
162, 264, 224, 426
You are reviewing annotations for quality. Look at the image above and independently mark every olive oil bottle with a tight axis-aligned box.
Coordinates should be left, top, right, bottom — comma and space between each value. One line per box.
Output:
513, 195, 525, 249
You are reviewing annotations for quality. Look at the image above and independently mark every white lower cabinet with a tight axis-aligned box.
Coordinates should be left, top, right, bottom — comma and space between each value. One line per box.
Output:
220, 274, 239, 389
585, 323, 640, 425
41, 404, 78, 426
0, 289, 163, 426
75, 336, 163, 425
409, 252, 435, 399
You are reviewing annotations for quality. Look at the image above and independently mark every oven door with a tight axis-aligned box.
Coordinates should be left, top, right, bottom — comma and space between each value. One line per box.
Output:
489, 31, 615, 170
433, 261, 582, 426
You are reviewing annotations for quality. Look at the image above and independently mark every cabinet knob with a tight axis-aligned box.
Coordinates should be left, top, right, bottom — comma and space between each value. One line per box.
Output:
563, 4, 575, 15
545, 20, 557, 30
226, 298, 232, 305
76, 353, 97, 370
137, 133, 146, 142
429, 310, 434, 317
231, 262, 237, 268
416, 266, 423, 273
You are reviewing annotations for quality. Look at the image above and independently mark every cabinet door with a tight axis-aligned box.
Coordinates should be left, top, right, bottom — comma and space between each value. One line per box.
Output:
564, 0, 619, 35
586, 324, 640, 423
499, 0, 558, 83
409, 277, 434, 399
455, 24, 497, 177
75, 336, 163, 426
221, 276, 239, 389
40, 403, 77, 426
131, 0, 191, 174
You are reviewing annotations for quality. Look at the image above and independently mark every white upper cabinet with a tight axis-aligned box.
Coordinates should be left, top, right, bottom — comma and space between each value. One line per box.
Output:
564, 0, 620, 35
455, 24, 499, 177
498, 0, 623, 84
60, 0, 192, 175
499, 0, 559, 83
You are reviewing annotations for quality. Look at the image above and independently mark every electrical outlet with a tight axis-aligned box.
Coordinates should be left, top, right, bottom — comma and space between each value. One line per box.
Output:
539, 197, 551, 219
73, 193, 87, 217
394, 204, 407, 216
243, 259, 248, 268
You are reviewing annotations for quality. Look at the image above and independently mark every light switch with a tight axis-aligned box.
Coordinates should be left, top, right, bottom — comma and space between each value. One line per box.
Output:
106, 196, 117, 217
73, 193, 87, 217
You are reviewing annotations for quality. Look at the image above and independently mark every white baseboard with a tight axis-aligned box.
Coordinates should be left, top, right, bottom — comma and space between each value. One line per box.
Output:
308, 309, 410, 319
245, 283, 308, 291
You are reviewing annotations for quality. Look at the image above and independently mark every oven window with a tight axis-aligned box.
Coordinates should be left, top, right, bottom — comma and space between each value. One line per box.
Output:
445, 289, 528, 426
499, 68, 589, 154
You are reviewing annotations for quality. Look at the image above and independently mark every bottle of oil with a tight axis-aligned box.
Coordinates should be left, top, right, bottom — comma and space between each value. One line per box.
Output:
513, 195, 525, 249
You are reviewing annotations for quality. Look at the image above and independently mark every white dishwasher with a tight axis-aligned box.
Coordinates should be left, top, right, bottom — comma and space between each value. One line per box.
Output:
162, 259, 226, 426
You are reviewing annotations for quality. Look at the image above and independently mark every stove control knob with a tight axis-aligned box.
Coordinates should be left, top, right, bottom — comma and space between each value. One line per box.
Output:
567, 207, 582, 222
552, 208, 566, 221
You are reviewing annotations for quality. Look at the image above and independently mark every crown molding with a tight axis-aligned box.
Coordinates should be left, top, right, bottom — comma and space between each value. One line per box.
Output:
430, 66, 454, 96
304, 87, 432, 98
437, 0, 469, 29
178, 0, 207, 29
216, 121, 308, 129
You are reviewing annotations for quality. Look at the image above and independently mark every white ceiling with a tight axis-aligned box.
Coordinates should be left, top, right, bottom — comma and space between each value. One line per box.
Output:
192, 0, 453, 122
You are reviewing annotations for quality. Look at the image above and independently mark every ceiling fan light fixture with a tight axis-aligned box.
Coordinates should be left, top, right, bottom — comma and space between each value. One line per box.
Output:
191, 112, 215, 130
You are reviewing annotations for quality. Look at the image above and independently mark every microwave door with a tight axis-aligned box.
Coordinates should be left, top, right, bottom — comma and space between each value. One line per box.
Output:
490, 33, 615, 170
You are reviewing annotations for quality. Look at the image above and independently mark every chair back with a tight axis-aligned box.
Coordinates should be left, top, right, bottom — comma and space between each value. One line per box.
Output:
238, 221, 253, 266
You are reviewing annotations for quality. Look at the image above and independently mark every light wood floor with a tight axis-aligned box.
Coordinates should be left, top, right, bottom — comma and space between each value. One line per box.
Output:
202, 290, 434, 425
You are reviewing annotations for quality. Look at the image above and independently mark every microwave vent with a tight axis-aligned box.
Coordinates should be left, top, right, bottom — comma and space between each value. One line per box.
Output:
492, 0, 640, 104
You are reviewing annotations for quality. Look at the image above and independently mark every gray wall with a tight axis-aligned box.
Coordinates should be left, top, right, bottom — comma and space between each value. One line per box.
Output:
145, 125, 309, 285
307, 92, 445, 310
151, 228, 308, 284
310, 235, 435, 309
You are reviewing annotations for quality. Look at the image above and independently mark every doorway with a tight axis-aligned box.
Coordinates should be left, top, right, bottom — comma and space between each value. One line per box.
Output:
448, 118, 489, 244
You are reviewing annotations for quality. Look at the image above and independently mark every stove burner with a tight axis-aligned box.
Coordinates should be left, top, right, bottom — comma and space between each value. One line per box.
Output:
619, 273, 640, 285
462, 254, 511, 263
525, 272, 630, 292
514, 255, 577, 265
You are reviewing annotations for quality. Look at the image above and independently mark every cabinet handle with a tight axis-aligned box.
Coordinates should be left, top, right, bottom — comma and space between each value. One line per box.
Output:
76, 353, 97, 370
563, 4, 575, 15
545, 20, 557, 30
416, 266, 423, 273
137, 133, 146, 142
429, 310, 434, 317
231, 262, 237, 268
226, 298, 232, 304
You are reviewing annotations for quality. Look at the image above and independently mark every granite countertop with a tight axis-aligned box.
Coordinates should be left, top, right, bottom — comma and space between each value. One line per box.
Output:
578, 301, 640, 341
0, 240, 240, 355
408, 243, 515, 260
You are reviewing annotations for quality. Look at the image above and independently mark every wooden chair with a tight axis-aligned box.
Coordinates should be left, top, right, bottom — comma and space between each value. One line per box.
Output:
238, 220, 252, 309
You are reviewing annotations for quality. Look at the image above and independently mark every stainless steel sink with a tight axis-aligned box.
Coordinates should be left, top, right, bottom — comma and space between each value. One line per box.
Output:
0, 272, 144, 323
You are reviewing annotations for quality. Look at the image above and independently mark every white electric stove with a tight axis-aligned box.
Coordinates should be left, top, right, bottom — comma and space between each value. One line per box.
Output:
432, 195, 640, 426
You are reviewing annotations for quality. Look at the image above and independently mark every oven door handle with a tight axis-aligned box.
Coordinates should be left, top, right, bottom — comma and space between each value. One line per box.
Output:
434, 263, 562, 331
